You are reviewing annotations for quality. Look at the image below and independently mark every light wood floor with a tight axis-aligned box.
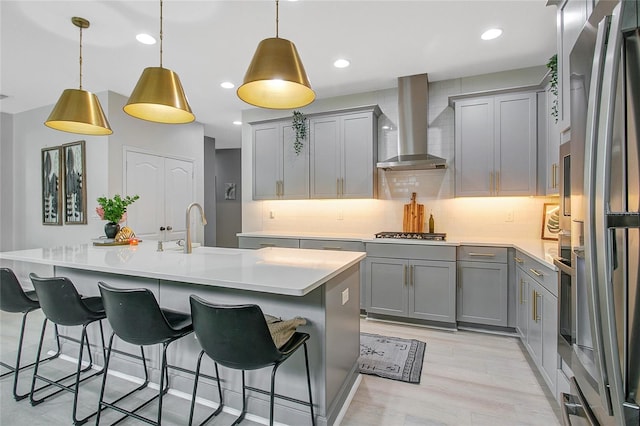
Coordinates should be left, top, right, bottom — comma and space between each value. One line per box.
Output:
1, 310, 561, 425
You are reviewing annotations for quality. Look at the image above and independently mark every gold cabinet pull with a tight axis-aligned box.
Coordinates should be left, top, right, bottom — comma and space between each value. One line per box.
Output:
496, 170, 500, 193
490, 171, 494, 194
532, 289, 536, 321
552, 163, 558, 188
259, 243, 276, 248
337, 178, 340, 197
409, 265, 414, 286
468, 252, 496, 257
403, 265, 408, 286
341, 178, 345, 197
519, 278, 524, 305
514, 257, 524, 263
529, 268, 543, 277
322, 246, 343, 250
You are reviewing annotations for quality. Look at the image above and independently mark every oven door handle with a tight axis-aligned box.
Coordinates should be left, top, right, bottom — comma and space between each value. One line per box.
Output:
560, 378, 600, 426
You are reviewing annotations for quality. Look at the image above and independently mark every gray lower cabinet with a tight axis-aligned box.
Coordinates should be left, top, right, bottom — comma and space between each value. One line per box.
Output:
456, 246, 509, 327
515, 250, 558, 396
365, 243, 456, 325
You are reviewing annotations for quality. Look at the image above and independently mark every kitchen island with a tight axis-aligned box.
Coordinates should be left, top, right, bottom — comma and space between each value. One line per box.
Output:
0, 242, 365, 426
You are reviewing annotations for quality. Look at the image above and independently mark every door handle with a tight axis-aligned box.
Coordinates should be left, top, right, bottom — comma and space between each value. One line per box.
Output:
490, 171, 494, 195
496, 170, 500, 193
409, 265, 414, 286
166, 226, 173, 231
322, 246, 343, 251
519, 279, 524, 305
403, 265, 407, 286
468, 253, 496, 257
529, 268, 543, 277
532, 289, 537, 321
160, 226, 166, 231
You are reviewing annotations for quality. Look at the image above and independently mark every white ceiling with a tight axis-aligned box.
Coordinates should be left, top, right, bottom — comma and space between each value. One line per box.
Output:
0, 0, 557, 148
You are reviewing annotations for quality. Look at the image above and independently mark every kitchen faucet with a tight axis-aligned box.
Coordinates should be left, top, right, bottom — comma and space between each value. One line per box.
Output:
185, 202, 207, 254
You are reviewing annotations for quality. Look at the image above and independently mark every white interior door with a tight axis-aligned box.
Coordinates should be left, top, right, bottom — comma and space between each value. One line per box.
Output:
164, 158, 194, 241
125, 151, 165, 240
125, 151, 194, 242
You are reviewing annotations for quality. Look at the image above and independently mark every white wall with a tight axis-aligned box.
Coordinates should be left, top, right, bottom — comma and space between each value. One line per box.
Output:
2, 91, 204, 251
241, 65, 557, 240
1, 112, 15, 251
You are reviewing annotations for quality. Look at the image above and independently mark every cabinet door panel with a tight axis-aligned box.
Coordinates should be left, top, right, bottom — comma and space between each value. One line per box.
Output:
410, 260, 456, 323
253, 124, 280, 200
342, 113, 374, 198
541, 285, 558, 393
366, 258, 407, 316
455, 98, 494, 196
494, 93, 537, 195
528, 282, 543, 365
457, 261, 508, 326
281, 124, 309, 199
310, 117, 340, 198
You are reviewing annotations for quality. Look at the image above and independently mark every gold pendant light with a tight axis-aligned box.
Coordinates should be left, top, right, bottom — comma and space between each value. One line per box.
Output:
237, 0, 315, 109
45, 17, 112, 136
124, 0, 194, 124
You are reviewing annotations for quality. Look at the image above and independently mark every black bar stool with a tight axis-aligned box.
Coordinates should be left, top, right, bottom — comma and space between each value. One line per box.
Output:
0, 268, 61, 401
28, 273, 107, 426
96, 281, 194, 426
188, 295, 315, 426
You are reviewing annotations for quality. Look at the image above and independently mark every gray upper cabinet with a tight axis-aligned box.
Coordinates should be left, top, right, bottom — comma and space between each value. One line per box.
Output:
252, 120, 309, 200
310, 107, 379, 199
538, 83, 561, 196
454, 92, 537, 197
555, 0, 592, 129
456, 246, 509, 327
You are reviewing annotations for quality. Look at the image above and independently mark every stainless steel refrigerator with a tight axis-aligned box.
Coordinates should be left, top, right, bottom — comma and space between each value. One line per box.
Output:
563, 1, 640, 425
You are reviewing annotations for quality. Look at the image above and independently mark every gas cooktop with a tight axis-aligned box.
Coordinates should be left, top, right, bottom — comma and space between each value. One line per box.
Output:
375, 232, 447, 241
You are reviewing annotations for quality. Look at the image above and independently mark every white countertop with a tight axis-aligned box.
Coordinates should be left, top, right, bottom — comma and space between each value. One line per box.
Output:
238, 231, 558, 270
0, 242, 365, 297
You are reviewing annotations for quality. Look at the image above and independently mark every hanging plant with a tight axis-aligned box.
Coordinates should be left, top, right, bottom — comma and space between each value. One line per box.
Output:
547, 54, 558, 123
292, 110, 307, 155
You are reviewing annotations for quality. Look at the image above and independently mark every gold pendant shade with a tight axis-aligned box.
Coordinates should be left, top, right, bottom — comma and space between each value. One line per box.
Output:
124, 67, 195, 124
45, 89, 112, 135
45, 17, 112, 136
237, 37, 315, 109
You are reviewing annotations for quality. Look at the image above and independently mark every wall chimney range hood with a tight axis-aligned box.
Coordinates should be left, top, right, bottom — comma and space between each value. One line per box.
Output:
377, 74, 447, 171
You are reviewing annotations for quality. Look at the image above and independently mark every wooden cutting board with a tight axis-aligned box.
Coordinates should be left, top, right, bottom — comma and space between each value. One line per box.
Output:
403, 192, 425, 232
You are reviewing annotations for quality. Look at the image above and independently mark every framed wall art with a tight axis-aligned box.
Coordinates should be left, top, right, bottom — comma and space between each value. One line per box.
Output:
62, 140, 87, 224
541, 202, 560, 240
42, 146, 63, 225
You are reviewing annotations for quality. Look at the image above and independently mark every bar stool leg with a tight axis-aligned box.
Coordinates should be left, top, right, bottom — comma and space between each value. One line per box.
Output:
303, 342, 315, 426
188, 353, 223, 426
1, 311, 62, 401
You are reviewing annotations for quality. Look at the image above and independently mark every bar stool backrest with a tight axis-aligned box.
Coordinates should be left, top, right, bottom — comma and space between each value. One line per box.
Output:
98, 281, 179, 346
1, 268, 39, 313
189, 295, 281, 370
29, 273, 101, 326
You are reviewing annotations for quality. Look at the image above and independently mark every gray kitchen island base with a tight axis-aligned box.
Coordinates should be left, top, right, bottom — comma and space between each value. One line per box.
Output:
0, 244, 365, 426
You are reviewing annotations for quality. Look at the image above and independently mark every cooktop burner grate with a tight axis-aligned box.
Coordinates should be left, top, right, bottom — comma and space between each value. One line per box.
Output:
375, 232, 447, 241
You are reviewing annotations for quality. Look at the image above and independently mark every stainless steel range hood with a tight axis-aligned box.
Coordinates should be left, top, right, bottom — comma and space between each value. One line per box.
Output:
377, 74, 447, 171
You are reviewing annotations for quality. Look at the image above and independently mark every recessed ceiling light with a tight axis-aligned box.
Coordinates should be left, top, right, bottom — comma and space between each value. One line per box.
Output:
233, 121, 242, 126
333, 59, 350, 68
221, 82, 235, 89
136, 33, 156, 45
481, 28, 502, 41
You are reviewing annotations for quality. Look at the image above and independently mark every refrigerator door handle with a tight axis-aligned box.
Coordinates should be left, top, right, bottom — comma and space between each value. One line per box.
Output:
583, 10, 616, 417
591, 2, 628, 420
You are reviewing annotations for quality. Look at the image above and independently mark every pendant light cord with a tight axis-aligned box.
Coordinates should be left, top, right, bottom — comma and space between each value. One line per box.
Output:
78, 24, 83, 90
275, 0, 279, 38
159, 0, 164, 68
